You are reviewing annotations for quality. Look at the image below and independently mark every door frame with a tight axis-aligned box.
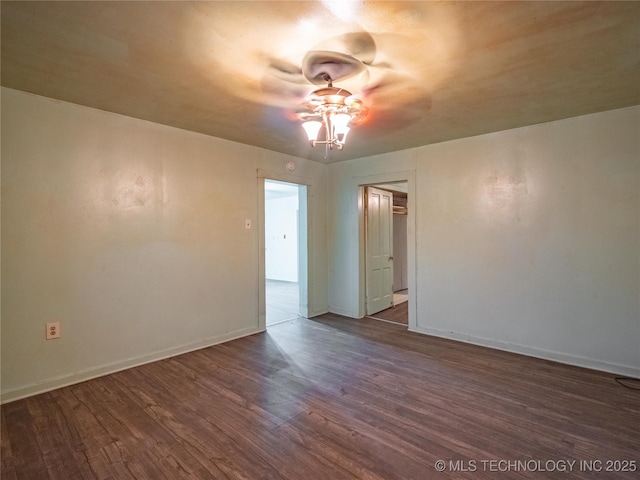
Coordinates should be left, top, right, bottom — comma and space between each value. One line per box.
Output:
257, 169, 311, 331
357, 171, 417, 331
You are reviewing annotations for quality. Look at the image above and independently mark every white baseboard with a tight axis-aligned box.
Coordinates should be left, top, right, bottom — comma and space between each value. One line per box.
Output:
307, 307, 330, 318
410, 325, 640, 379
1, 325, 263, 404
7, 322, 634, 404
328, 306, 358, 318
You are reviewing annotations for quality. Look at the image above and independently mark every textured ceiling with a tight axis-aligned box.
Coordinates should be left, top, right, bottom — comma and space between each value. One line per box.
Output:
2, 1, 639, 163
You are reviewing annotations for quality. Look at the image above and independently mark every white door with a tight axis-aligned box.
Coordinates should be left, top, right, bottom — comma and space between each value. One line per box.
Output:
366, 187, 394, 315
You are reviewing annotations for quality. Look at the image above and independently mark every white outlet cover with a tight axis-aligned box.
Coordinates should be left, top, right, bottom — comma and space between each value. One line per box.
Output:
46, 322, 61, 340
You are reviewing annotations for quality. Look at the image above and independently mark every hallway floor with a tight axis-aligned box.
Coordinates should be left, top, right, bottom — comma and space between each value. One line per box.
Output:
266, 279, 299, 326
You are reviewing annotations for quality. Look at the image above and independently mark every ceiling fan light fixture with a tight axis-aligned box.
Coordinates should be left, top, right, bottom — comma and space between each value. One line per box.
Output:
331, 113, 351, 136
298, 79, 365, 157
336, 126, 350, 145
301, 120, 323, 143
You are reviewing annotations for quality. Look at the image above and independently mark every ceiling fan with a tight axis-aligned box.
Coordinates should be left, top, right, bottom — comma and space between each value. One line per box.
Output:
259, 31, 429, 157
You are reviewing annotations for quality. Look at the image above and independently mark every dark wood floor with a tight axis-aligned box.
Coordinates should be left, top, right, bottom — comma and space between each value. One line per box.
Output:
367, 300, 408, 325
2, 314, 639, 479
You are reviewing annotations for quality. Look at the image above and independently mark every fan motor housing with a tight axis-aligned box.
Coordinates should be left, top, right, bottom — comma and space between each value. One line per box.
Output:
311, 87, 352, 105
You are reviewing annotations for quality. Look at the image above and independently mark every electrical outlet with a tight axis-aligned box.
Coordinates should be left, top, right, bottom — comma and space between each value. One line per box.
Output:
46, 322, 60, 340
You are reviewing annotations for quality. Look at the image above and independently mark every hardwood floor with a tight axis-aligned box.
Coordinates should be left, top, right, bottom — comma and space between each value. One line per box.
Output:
2, 314, 639, 479
266, 279, 299, 326
367, 300, 408, 325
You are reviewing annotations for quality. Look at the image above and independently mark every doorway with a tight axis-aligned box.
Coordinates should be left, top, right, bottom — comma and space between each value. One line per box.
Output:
364, 181, 409, 326
263, 179, 308, 327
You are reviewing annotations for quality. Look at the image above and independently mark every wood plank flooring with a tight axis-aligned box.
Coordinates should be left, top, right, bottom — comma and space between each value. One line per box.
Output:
367, 300, 408, 325
2, 314, 639, 479
266, 279, 299, 326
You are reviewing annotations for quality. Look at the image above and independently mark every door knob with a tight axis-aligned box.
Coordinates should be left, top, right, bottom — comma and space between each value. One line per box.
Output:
389, 256, 394, 261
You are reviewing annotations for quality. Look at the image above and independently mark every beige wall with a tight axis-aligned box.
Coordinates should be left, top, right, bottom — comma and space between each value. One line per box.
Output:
1, 88, 328, 402
329, 106, 640, 376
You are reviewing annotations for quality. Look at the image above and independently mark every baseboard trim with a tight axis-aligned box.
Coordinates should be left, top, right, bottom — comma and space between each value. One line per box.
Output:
366, 315, 407, 327
307, 308, 330, 318
410, 325, 640, 379
328, 306, 358, 318
0, 325, 263, 404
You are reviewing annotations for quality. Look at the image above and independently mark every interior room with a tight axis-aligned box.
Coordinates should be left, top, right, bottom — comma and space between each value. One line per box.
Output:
1, 2, 639, 479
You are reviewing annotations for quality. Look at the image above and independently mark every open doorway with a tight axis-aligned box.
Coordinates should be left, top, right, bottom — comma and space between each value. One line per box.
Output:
264, 179, 308, 327
364, 181, 409, 326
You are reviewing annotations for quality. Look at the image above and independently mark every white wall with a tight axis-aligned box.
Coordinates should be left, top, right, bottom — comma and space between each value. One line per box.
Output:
0, 88, 329, 402
265, 191, 298, 282
327, 149, 417, 318
393, 214, 408, 292
329, 106, 640, 377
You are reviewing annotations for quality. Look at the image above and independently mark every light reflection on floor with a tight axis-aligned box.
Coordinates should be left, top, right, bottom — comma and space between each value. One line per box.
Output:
266, 279, 299, 326
393, 289, 408, 305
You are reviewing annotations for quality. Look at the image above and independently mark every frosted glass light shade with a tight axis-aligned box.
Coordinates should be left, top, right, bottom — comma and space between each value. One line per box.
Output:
336, 127, 350, 144
331, 113, 351, 137
301, 121, 322, 141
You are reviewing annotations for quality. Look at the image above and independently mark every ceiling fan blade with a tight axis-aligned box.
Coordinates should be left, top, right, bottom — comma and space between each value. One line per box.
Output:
363, 66, 425, 103
260, 74, 311, 108
310, 31, 377, 65
355, 66, 432, 134
263, 55, 308, 84
257, 54, 313, 108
